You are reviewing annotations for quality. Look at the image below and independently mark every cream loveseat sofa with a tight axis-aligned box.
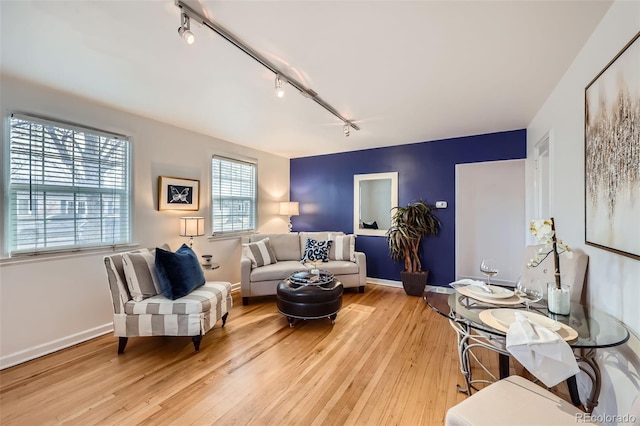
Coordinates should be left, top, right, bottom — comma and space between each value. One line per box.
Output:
240, 232, 366, 305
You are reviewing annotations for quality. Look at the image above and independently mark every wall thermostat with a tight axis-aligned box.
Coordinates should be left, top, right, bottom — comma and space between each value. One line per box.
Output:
436, 201, 447, 208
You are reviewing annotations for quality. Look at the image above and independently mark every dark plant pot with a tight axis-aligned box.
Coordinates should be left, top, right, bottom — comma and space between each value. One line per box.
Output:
401, 270, 429, 296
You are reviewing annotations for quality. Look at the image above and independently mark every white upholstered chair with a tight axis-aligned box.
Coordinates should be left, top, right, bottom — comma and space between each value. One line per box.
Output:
445, 375, 596, 426
103, 249, 232, 353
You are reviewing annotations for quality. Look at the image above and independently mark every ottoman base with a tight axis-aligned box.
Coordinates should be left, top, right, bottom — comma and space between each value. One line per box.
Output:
276, 279, 343, 327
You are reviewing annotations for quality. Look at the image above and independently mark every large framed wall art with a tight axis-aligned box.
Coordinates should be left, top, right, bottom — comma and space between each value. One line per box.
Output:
158, 176, 200, 211
585, 31, 640, 260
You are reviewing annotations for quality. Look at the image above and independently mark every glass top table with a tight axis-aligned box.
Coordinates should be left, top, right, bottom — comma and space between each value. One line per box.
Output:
428, 291, 630, 349
426, 290, 630, 412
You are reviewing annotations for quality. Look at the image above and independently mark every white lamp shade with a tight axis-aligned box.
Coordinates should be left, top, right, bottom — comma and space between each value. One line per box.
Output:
279, 201, 299, 216
179, 217, 205, 237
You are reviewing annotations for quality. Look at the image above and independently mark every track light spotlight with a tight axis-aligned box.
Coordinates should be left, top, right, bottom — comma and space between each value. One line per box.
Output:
343, 123, 350, 137
275, 75, 285, 98
178, 13, 195, 45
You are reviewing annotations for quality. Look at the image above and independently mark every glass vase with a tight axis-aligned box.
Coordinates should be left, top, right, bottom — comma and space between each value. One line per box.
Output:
547, 282, 571, 315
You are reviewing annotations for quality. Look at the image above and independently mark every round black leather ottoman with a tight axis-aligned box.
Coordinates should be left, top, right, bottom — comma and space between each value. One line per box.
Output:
277, 279, 343, 327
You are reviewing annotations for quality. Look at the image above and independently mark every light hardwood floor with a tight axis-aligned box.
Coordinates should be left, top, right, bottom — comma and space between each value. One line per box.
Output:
0, 284, 569, 425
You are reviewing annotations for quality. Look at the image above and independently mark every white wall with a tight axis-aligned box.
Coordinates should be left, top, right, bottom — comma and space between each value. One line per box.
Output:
455, 159, 526, 285
0, 74, 290, 368
526, 0, 640, 420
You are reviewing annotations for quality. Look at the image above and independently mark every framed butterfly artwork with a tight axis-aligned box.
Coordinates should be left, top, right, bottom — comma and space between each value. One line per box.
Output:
158, 176, 200, 211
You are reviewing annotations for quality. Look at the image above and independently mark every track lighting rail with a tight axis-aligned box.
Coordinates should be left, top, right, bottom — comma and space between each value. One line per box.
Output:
176, 0, 359, 132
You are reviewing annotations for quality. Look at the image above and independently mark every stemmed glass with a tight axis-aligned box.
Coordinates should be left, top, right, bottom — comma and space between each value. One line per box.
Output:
310, 259, 322, 278
479, 259, 499, 286
515, 276, 543, 310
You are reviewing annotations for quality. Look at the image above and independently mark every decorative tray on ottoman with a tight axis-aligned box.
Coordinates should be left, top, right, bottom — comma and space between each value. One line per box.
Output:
288, 270, 335, 286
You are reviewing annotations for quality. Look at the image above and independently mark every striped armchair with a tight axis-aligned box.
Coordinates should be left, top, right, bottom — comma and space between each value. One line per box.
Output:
103, 249, 232, 353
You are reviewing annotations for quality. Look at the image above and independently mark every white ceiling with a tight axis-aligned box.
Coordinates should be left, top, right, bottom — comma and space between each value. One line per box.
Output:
1, 1, 612, 159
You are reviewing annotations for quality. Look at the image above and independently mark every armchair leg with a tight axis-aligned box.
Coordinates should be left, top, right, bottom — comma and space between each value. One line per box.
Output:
359, 286, 365, 293
192, 334, 202, 352
222, 312, 229, 327
243, 297, 249, 306
117, 337, 128, 354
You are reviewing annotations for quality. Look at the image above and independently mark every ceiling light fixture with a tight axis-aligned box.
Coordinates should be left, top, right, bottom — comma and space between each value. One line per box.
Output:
343, 123, 350, 137
175, 1, 359, 136
177, 12, 195, 45
275, 75, 285, 98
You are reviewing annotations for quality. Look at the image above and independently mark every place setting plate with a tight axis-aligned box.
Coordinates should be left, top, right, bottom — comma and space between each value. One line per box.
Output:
465, 285, 514, 299
456, 285, 525, 306
479, 309, 579, 341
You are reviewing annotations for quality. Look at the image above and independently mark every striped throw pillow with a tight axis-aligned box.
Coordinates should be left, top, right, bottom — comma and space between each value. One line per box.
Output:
243, 237, 278, 268
122, 250, 162, 302
330, 234, 356, 262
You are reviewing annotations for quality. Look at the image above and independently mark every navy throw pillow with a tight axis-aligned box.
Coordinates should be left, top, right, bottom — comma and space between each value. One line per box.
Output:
155, 244, 205, 300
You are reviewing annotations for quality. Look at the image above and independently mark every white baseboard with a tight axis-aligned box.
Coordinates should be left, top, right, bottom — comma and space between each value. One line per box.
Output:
367, 277, 402, 288
426, 285, 455, 294
0, 323, 113, 370
367, 278, 455, 294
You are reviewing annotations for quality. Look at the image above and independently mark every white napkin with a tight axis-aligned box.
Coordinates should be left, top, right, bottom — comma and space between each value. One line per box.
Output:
506, 312, 579, 387
449, 279, 491, 292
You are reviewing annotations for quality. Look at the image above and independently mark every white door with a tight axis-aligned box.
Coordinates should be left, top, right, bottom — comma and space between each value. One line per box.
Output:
455, 159, 526, 286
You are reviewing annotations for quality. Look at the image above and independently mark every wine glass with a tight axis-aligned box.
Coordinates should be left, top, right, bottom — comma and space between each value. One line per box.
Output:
479, 259, 499, 286
515, 276, 543, 310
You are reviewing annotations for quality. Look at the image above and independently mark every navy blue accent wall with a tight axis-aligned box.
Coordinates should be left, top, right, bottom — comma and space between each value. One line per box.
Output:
290, 129, 526, 286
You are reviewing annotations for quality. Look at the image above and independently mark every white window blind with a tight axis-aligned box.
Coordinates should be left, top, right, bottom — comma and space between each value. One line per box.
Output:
7, 113, 131, 254
211, 156, 257, 234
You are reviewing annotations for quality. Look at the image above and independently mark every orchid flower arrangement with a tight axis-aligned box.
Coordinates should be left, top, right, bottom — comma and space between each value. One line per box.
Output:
527, 218, 572, 289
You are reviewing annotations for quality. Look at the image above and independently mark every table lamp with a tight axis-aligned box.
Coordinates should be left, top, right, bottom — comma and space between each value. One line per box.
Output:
179, 216, 205, 248
279, 201, 299, 232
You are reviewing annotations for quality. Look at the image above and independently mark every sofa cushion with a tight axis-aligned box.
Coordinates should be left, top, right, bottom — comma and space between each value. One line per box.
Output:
243, 237, 277, 268
302, 238, 332, 262
250, 260, 304, 282
251, 233, 300, 261
122, 249, 162, 302
308, 260, 359, 275
155, 244, 205, 300
124, 281, 230, 315
329, 233, 356, 262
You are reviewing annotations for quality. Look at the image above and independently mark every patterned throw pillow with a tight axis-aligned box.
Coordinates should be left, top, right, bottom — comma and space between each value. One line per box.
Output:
301, 238, 332, 262
122, 249, 162, 302
242, 237, 278, 268
329, 234, 356, 262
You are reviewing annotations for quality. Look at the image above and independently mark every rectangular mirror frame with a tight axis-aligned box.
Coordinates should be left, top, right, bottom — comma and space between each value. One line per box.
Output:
353, 172, 398, 237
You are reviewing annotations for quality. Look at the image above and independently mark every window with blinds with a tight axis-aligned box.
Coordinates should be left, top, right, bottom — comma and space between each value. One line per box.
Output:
211, 156, 257, 234
7, 113, 131, 254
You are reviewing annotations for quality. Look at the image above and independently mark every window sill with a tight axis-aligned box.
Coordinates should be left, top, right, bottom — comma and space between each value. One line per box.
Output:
0, 244, 141, 266
207, 231, 255, 242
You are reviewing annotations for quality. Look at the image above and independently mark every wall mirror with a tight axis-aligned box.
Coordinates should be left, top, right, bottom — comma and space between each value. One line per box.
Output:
354, 172, 398, 236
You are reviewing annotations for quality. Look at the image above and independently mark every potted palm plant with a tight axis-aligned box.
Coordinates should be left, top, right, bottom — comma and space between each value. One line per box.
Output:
385, 200, 441, 296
